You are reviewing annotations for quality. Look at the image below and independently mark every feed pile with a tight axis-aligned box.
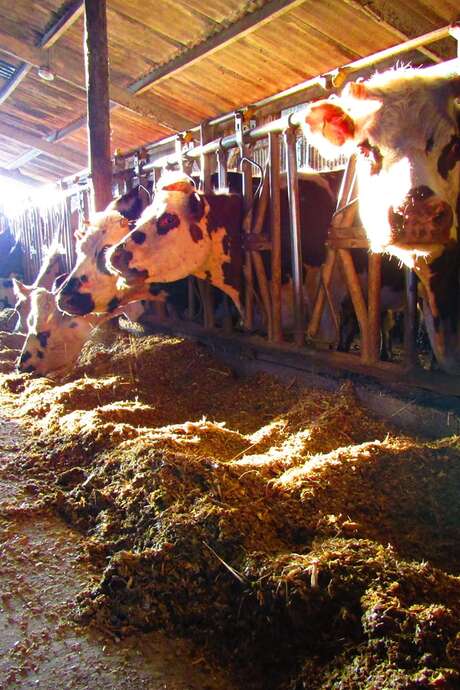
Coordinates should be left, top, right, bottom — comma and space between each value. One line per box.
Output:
1, 329, 459, 690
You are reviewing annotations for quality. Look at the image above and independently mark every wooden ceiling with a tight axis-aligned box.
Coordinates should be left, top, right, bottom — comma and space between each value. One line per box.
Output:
0, 0, 458, 186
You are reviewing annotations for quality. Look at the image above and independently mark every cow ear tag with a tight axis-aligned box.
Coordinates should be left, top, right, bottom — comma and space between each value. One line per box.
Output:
305, 101, 355, 146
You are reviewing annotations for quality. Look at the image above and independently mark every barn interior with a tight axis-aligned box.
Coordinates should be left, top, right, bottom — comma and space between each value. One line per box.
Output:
0, 2, 460, 689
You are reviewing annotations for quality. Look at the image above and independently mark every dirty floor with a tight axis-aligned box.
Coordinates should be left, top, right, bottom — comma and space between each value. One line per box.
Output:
0, 416, 235, 690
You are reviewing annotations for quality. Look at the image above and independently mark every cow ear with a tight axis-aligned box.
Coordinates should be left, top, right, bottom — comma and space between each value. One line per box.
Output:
74, 222, 89, 241
449, 75, 460, 98
304, 100, 356, 147
12, 278, 31, 298
158, 171, 196, 194
107, 186, 145, 221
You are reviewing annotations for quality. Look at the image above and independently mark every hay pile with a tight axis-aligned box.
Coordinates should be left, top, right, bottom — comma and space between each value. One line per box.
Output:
1, 329, 459, 690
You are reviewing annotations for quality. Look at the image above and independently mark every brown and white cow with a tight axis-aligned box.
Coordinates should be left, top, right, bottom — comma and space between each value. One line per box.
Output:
302, 63, 460, 373
12, 240, 67, 333
17, 288, 106, 377
107, 171, 246, 312
57, 187, 169, 316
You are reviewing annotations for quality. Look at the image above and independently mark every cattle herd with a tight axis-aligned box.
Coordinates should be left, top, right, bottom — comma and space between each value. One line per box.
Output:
0, 63, 458, 377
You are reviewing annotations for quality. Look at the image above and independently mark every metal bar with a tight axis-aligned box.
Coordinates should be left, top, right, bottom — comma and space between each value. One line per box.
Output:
269, 131, 282, 344
250, 166, 273, 339
404, 267, 418, 369
142, 54, 459, 172
216, 146, 228, 189
242, 150, 254, 330
284, 126, 304, 347
198, 122, 214, 329
38, 0, 84, 49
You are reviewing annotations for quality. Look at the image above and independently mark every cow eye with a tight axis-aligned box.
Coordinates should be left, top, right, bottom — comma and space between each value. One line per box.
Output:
358, 138, 383, 175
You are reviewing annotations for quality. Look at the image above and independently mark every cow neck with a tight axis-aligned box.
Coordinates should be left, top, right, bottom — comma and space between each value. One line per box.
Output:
193, 193, 244, 312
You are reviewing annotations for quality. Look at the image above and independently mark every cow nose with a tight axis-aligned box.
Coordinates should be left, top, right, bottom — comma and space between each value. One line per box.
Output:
388, 186, 453, 243
57, 290, 95, 316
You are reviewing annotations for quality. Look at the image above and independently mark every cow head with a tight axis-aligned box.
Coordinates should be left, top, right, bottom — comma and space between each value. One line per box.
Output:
57, 187, 149, 316
108, 171, 244, 311
303, 66, 460, 373
17, 288, 96, 377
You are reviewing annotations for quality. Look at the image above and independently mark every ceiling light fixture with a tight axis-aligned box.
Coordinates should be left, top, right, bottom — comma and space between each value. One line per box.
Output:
37, 65, 55, 81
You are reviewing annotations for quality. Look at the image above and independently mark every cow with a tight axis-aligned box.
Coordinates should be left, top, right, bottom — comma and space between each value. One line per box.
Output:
17, 287, 111, 377
106, 169, 338, 320
301, 63, 460, 373
11, 240, 67, 333
57, 186, 169, 317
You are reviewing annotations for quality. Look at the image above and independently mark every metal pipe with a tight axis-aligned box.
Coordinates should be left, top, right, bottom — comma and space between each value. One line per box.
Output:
284, 126, 304, 347
139, 30, 457, 172
269, 131, 282, 344
404, 267, 418, 369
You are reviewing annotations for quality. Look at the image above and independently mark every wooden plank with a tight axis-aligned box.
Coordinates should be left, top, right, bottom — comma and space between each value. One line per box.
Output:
0, 166, 41, 186
0, 122, 86, 168
129, 0, 307, 94
0, 29, 190, 132
0, 63, 32, 105
38, 0, 84, 49
84, 0, 112, 211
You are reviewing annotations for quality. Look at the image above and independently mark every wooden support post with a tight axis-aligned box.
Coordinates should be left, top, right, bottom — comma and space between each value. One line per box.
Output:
84, 0, 112, 212
338, 248, 370, 362
404, 267, 418, 369
368, 252, 382, 363
283, 126, 304, 347
269, 131, 282, 343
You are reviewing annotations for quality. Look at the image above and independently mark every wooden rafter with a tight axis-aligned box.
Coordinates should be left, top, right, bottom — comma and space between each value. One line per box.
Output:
0, 29, 192, 133
0, 63, 32, 106
38, 0, 84, 49
0, 167, 42, 186
0, 122, 87, 169
129, 0, 307, 94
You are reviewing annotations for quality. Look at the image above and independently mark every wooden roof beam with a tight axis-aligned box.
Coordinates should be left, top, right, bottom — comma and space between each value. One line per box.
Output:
0, 63, 32, 106
129, 0, 307, 94
38, 0, 84, 49
0, 167, 42, 187
0, 30, 192, 132
341, 0, 442, 63
0, 2, 84, 108
0, 122, 86, 169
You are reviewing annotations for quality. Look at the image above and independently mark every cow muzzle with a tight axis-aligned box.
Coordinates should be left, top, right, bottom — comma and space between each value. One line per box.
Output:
57, 288, 95, 316
108, 244, 149, 284
388, 186, 453, 245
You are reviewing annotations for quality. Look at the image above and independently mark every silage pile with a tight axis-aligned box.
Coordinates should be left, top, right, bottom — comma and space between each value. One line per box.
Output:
1, 328, 460, 690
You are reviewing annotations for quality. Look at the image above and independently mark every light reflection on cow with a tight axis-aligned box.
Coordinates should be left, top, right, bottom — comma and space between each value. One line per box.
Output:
17, 288, 159, 377
17, 288, 106, 377
57, 187, 168, 316
108, 171, 245, 312
302, 64, 460, 373
12, 241, 67, 333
